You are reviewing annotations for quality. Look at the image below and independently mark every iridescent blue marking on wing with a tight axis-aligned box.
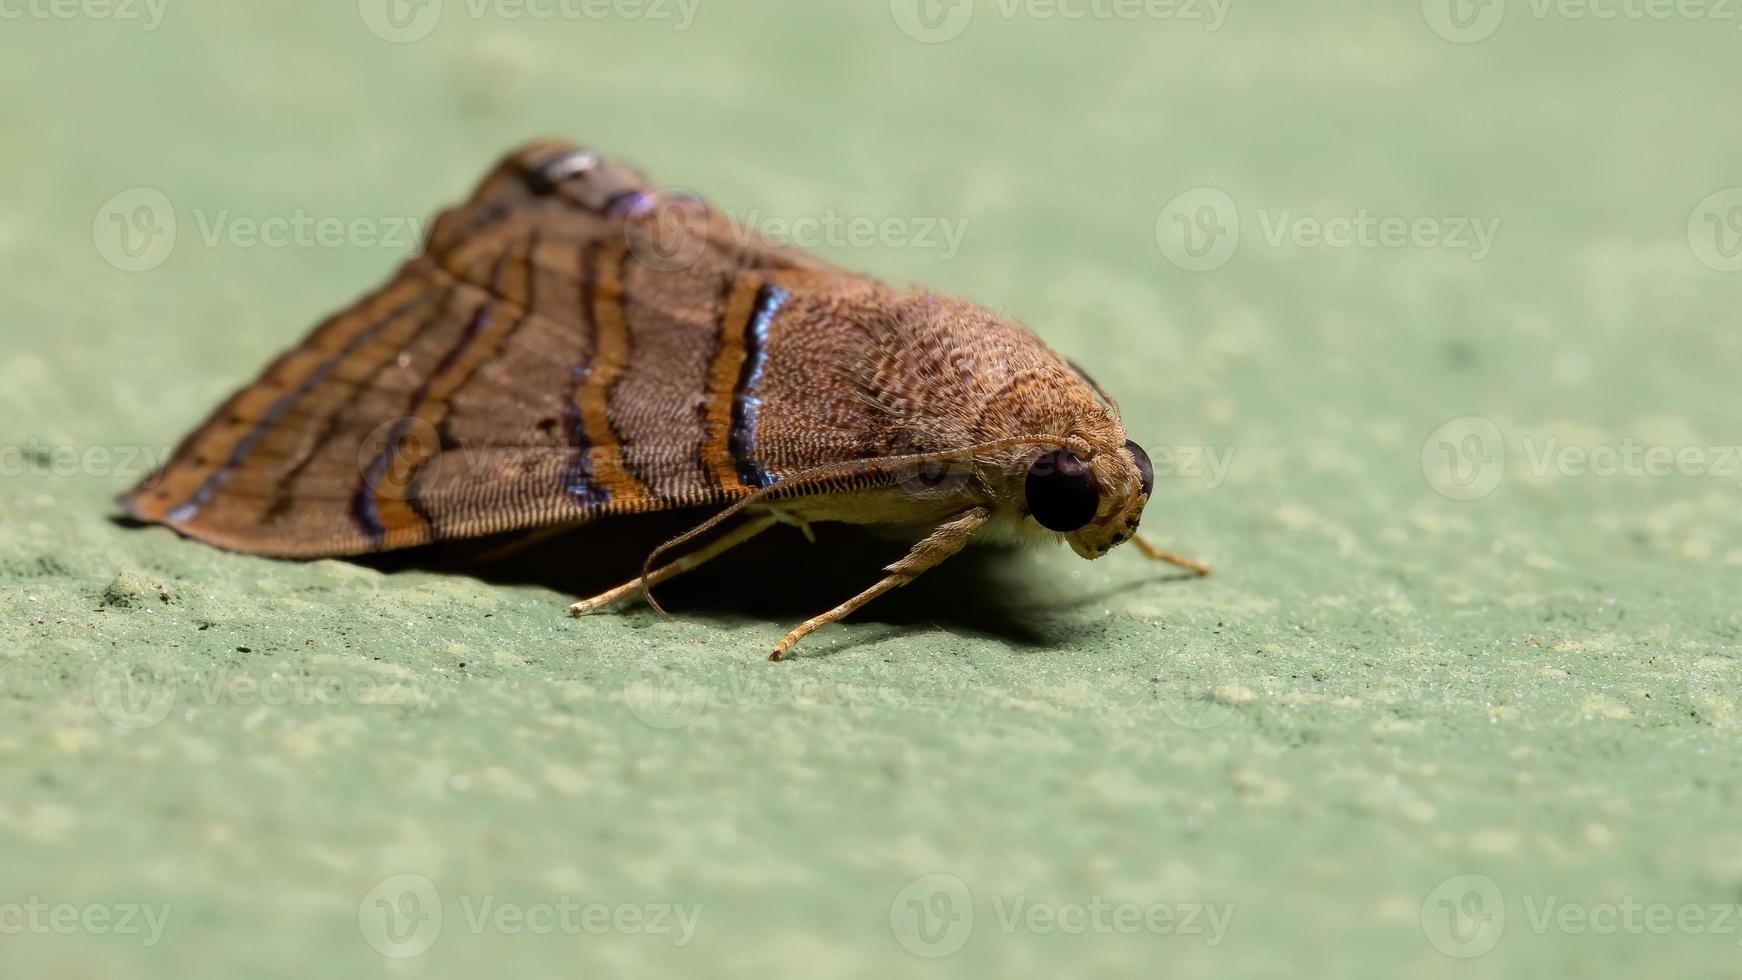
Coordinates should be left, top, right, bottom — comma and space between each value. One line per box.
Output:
728, 285, 790, 489
561, 362, 614, 507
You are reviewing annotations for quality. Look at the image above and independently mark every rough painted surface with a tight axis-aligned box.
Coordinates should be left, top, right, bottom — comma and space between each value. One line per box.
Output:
3, 3, 1741, 977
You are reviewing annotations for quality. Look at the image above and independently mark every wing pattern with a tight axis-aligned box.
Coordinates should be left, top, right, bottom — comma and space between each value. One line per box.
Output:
123, 141, 842, 557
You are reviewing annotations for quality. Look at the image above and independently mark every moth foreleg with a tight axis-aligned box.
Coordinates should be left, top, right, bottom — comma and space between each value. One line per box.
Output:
568, 514, 780, 618
769, 507, 992, 662
1132, 534, 1212, 577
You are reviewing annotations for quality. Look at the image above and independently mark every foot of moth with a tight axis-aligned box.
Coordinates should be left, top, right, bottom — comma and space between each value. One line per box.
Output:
769, 612, 845, 660
768, 614, 838, 660
571, 576, 658, 616
768, 508, 991, 661
568, 587, 636, 617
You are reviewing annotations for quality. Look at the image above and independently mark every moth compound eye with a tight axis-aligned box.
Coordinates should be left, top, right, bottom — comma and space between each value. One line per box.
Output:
1125, 440, 1154, 497
1025, 450, 1101, 532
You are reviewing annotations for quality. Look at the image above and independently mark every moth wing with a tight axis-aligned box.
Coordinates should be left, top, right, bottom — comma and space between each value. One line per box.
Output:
122, 141, 843, 558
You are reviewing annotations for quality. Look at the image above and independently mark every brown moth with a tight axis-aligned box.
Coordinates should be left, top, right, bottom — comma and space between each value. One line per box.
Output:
122, 140, 1207, 659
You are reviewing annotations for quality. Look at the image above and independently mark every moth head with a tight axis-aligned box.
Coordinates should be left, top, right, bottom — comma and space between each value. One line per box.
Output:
1023, 438, 1153, 560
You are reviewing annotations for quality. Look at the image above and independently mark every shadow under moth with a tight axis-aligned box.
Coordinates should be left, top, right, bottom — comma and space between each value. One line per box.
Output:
122, 141, 1207, 659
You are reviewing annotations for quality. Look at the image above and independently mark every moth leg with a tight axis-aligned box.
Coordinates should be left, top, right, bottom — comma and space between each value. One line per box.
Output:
770, 507, 991, 662
771, 511, 817, 544
569, 514, 780, 617
1133, 534, 1212, 577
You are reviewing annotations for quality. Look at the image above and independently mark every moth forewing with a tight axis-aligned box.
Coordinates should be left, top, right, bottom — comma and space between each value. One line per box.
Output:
122, 140, 1205, 659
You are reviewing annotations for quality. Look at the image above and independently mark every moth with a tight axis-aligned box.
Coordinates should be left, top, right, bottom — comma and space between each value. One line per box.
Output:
122, 141, 1208, 660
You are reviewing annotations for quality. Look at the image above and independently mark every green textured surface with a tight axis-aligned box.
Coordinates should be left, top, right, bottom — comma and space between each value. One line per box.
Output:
4, 2, 1742, 977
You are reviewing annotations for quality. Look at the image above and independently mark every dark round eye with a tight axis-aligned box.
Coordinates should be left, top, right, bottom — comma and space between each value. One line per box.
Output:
1125, 440, 1154, 497
1025, 450, 1100, 532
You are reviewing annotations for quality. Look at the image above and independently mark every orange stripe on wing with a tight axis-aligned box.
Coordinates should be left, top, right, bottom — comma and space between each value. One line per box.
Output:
122, 273, 437, 528
364, 232, 545, 545
574, 238, 650, 501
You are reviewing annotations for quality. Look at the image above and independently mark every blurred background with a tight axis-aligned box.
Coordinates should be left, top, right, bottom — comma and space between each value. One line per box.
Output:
2, 1, 1741, 977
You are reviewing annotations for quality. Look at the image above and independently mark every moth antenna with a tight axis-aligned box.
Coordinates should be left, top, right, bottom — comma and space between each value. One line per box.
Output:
635, 433, 1089, 611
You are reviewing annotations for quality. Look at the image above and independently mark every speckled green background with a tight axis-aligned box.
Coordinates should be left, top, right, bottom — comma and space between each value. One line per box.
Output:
3, 1, 1741, 977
